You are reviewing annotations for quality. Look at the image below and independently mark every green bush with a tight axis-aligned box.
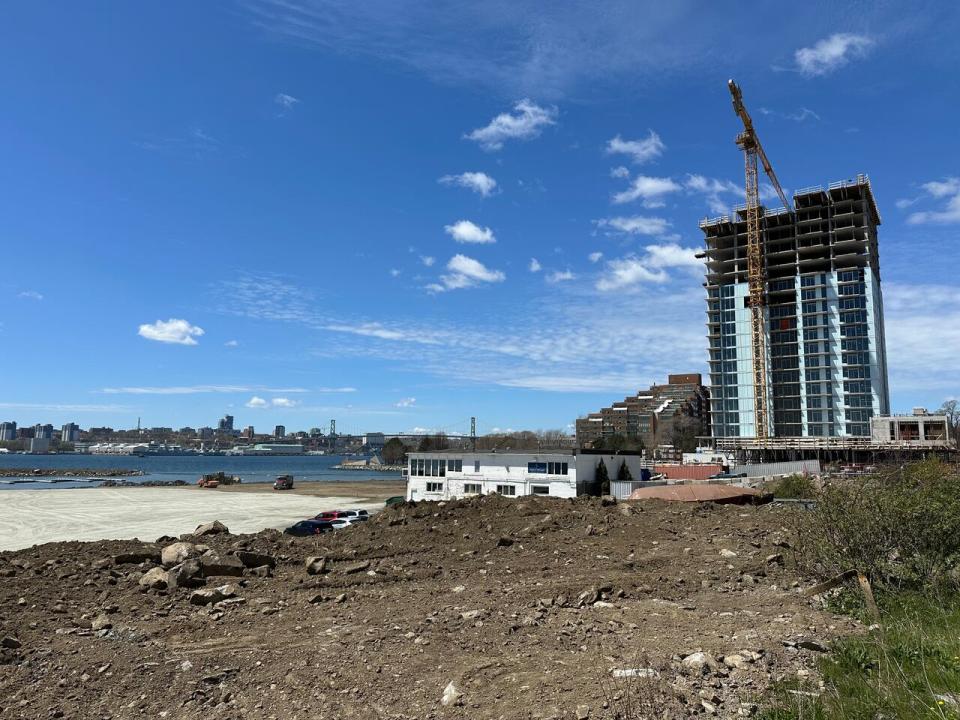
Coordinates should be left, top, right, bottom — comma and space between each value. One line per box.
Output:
795, 460, 960, 591
769, 473, 818, 499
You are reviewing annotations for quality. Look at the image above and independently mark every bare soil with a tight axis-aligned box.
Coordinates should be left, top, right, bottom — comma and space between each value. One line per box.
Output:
0, 495, 860, 719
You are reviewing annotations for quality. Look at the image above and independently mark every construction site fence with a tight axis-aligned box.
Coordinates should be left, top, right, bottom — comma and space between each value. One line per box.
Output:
734, 459, 821, 477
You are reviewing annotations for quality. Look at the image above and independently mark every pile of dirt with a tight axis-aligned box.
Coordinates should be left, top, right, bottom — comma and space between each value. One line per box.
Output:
0, 495, 860, 719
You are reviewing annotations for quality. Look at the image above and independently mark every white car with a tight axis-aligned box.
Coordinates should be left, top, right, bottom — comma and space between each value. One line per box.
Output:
330, 518, 358, 530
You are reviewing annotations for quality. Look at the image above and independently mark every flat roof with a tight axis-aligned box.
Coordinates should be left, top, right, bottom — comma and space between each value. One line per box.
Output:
409, 449, 576, 456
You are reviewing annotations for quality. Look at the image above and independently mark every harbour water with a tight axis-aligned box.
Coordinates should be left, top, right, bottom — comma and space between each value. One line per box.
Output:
0, 454, 401, 490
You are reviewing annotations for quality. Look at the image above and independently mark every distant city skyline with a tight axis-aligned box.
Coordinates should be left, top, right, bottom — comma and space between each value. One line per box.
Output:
2, 3, 959, 434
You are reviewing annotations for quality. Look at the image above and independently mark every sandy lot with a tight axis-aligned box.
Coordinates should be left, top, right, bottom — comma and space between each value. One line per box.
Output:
0, 487, 384, 551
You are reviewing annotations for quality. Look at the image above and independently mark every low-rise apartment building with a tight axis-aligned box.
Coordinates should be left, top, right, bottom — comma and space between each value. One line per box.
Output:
405, 451, 651, 501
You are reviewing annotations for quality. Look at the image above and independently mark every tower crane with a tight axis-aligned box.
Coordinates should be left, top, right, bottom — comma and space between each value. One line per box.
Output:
727, 79, 792, 440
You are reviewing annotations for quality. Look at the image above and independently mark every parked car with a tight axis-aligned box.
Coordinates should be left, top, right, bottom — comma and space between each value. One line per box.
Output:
284, 519, 333, 536
330, 518, 358, 530
314, 509, 370, 521
385, 496, 405, 507
709, 471, 748, 479
274, 475, 294, 490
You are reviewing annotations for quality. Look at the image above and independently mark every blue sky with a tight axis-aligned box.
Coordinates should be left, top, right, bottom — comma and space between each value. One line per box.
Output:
2, 1, 959, 435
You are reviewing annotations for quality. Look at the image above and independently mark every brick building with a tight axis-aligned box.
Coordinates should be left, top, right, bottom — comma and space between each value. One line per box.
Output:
575, 374, 710, 450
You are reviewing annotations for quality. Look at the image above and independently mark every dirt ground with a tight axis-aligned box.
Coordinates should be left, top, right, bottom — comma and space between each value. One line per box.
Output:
0, 495, 860, 719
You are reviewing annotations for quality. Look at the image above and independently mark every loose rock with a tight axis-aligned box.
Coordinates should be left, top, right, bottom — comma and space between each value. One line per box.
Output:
138, 567, 169, 590
194, 520, 230, 537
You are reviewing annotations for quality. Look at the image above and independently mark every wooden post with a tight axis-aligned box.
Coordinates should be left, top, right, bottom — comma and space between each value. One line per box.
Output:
857, 572, 881, 621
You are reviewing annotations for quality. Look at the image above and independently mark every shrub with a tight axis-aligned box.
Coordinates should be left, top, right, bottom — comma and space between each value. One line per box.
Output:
769, 473, 818, 499
795, 460, 960, 591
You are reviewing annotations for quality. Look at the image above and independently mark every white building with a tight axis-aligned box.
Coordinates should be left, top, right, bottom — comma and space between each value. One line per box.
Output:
870, 409, 951, 447
405, 451, 651, 502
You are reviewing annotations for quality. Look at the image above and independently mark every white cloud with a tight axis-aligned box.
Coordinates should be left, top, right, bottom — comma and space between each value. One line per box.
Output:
427, 254, 506, 293
389, 268, 402, 277
274, 92, 300, 109
884, 283, 960, 391
17, 290, 43, 301
245, 396, 301, 409
464, 99, 557, 151
546, 269, 575, 283
596, 215, 671, 236
683, 174, 746, 214
922, 178, 960, 198
224, 272, 708, 395
596, 256, 668, 290
759, 106, 821, 122
907, 177, 960, 225
395, 397, 416, 408
101, 385, 309, 395
529, 258, 542, 273
421, 256, 436, 267
794, 33, 874, 77
612, 175, 681, 206
895, 197, 918, 209
606, 131, 665, 164
447, 254, 505, 282
610, 166, 630, 179
444, 219, 496, 244
137, 318, 205, 346
439, 171, 498, 197
588, 251, 603, 263
644, 243, 702, 270
596, 243, 701, 291
224, 339, 239, 347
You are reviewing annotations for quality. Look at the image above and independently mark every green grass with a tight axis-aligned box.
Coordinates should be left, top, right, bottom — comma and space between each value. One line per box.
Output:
761, 592, 960, 719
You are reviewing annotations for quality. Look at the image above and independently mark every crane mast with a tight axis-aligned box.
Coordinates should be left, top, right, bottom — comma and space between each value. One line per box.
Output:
727, 80, 791, 440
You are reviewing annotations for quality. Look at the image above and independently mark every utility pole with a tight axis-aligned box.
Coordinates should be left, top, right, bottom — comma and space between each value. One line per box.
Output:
470, 417, 476, 452
330, 419, 336, 452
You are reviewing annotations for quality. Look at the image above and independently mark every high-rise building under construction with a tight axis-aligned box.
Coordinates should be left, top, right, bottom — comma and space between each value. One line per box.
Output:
699, 175, 890, 438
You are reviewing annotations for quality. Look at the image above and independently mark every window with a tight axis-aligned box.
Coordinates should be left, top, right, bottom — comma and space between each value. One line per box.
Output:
527, 461, 569, 475
448, 459, 463, 473
496, 485, 517, 496
463, 483, 481, 495
839, 283, 865, 296
531, 485, 550, 495
474, 460, 480, 473
425, 482, 443, 493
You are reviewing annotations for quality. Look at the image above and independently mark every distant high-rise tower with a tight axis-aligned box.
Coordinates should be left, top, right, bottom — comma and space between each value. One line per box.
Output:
218, 414, 234, 433
0, 421, 16, 441
61, 422, 80, 443
699, 175, 890, 438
